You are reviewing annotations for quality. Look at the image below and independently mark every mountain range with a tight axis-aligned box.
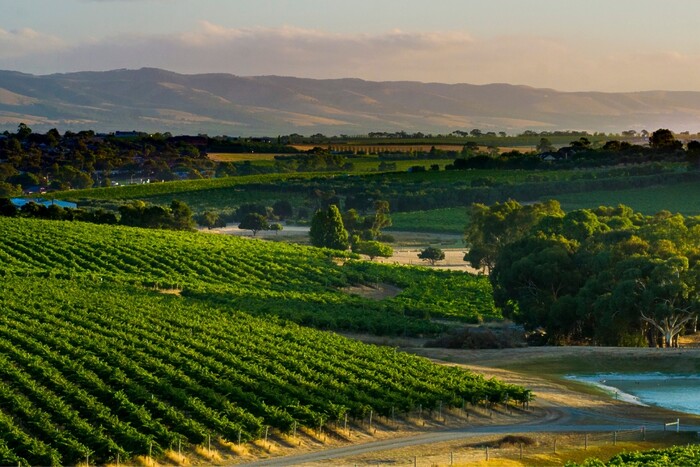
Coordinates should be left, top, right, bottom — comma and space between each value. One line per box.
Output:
1, 68, 700, 135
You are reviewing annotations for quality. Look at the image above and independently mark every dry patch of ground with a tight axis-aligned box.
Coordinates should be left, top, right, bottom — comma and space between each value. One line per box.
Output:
341, 283, 402, 300
208, 153, 280, 162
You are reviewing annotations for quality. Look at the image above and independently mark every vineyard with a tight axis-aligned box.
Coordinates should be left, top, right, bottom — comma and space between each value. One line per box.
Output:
567, 444, 700, 466
0, 217, 498, 332
0, 217, 520, 464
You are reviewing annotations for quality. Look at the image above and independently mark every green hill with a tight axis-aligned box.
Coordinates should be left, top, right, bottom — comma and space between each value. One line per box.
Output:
0, 218, 519, 465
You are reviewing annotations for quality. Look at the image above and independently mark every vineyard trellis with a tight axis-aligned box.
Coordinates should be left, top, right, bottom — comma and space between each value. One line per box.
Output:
0, 217, 528, 465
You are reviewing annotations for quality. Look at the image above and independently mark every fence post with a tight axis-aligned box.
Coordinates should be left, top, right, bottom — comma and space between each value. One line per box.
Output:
613, 431, 617, 446
642, 425, 646, 441
520, 442, 523, 460
450, 450, 453, 466
486, 446, 489, 461
585, 433, 588, 450
553, 438, 557, 454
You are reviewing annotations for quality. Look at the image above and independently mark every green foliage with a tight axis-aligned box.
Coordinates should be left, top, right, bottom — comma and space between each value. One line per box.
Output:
417, 247, 446, 265
0, 217, 496, 332
488, 204, 700, 345
0, 217, 523, 464
347, 261, 500, 322
352, 240, 393, 259
566, 443, 700, 466
117, 199, 195, 230
388, 207, 469, 234
547, 181, 700, 216
310, 205, 349, 250
464, 199, 564, 271
238, 213, 269, 236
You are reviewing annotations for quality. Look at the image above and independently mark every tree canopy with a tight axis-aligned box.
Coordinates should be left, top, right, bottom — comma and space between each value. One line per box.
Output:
418, 246, 445, 266
483, 202, 700, 346
238, 213, 269, 236
309, 204, 349, 250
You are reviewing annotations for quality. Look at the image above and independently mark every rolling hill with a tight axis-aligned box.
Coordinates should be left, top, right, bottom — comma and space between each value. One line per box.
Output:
2, 68, 700, 135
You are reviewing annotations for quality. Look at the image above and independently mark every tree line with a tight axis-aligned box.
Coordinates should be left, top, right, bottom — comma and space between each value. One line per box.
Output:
0, 198, 195, 231
465, 200, 699, 346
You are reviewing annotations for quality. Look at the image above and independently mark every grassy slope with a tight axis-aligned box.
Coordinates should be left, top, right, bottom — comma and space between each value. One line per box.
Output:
550, 180, 700, 215
0, 218, 498, 331
0, 217, 522, 465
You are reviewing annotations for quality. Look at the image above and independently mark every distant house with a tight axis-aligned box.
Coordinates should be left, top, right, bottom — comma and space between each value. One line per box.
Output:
11, 198, 78, 209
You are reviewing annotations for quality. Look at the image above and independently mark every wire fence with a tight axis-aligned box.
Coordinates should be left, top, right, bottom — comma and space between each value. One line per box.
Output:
351, 428, 700, 466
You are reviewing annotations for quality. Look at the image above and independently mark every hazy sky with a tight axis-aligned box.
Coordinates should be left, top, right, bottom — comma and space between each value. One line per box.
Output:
2, 0, 700, 91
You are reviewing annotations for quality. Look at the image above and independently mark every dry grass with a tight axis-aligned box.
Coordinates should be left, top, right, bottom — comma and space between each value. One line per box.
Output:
207, 153, 280, 162
341, 283, 403, 300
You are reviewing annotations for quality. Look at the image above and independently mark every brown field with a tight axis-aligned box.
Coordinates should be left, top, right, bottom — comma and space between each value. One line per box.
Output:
208, 152, 281, 162
291, 144, 534, 154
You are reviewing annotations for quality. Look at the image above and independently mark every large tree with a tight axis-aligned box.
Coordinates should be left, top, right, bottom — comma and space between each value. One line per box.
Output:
482, 202, 699, 346
464, 199, 564, 272
649, 128, 682, 151
418, 246, 445, 266
309, 205, 349, 250
238, 213, 269, 236
352, 240, 393, 260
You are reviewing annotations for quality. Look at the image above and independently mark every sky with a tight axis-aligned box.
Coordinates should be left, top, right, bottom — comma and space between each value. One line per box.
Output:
2, 0, 700, 92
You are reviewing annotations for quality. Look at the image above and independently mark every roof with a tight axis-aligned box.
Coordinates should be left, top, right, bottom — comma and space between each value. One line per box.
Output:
11, 198, 78, 209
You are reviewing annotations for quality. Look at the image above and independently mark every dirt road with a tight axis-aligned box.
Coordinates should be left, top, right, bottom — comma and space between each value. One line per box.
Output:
234, 347, 700, 466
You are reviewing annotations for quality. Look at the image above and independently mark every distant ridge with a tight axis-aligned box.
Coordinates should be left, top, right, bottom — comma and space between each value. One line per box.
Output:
1, 68, 700, 135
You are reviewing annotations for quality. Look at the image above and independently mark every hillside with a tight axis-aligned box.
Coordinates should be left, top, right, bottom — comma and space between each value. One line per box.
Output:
0, 217, 524, 465
3, 68, 700, 134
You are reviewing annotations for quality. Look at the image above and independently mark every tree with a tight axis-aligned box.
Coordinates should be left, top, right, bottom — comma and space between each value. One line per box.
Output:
269, 223, 283, 235
418, 246, 445, 266
238, 213, 269, 236
170, 200, 195, 231
0, 198, 17, 217
464, 199, 564, 272
687, 140, 700, 170
353, 240, 393, 260
272, 200, 293, 219
0, 182, 21, 198
649, 129, 682, 151
198, 211, 226, 229
638, 256, 698, 347
16, 123, 32, 140
370, 200, 392, 238
309, 205, 349, 250
536, 137, 555, 153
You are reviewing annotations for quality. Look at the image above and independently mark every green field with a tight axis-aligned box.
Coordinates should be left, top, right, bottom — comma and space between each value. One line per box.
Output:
550, 180, 700, 215
53, 165, 679, 216
0, 217, 522, 465
0, 218, 497, 331
388, 207, 469, 234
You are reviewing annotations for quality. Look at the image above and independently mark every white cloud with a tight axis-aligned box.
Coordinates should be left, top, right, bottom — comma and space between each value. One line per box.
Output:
0, 28, 66, 59
2, 22, 700, 92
